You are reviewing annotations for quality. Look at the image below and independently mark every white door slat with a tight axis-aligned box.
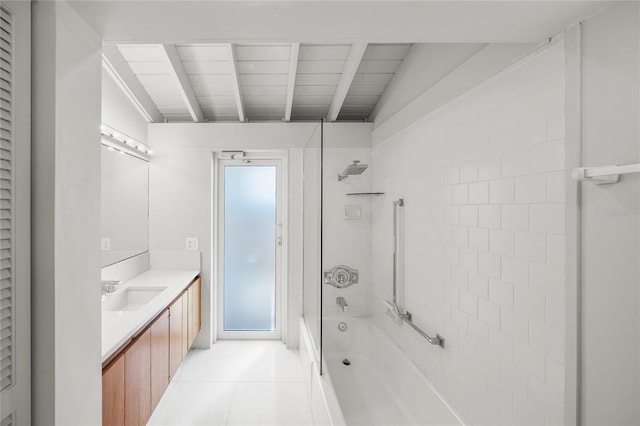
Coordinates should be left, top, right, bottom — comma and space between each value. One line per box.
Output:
0, 6, 7, 390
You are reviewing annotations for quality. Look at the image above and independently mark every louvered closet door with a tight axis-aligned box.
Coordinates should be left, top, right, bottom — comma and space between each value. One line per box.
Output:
0, 2, 30, 425
0, 3, 13, 396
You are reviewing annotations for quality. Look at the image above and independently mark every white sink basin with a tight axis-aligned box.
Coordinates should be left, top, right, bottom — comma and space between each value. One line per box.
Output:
102, 287, 167, 312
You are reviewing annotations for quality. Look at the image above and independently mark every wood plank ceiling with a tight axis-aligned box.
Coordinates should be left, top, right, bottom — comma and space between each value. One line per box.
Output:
105, 43, 412, 123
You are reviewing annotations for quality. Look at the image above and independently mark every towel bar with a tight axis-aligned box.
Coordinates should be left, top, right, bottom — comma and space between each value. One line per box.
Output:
572, 163, 640, 184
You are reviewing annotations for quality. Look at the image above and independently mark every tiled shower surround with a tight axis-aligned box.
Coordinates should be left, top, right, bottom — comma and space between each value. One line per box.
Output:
371, 41, 567, 425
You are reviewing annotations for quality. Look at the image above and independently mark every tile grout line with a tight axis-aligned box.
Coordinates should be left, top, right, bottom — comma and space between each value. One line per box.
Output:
224, 382, 236, 426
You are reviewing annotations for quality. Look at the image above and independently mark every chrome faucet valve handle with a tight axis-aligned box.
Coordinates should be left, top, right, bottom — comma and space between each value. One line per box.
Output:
336, 296, 349, 312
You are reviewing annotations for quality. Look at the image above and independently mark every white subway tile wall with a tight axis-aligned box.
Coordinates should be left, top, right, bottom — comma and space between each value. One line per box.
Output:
322, 148, 373, 319
371, 41, 566, 425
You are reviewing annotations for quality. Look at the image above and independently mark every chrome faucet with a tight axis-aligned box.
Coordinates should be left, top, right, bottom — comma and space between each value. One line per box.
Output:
101, 280, 122, 295
336, 297, 348, 312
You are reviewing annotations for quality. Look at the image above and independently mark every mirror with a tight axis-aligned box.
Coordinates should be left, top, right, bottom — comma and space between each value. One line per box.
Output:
101, 145, 149, 267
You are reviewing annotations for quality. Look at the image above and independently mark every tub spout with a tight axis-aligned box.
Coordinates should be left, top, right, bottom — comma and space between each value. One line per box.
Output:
336, 297, 349, 312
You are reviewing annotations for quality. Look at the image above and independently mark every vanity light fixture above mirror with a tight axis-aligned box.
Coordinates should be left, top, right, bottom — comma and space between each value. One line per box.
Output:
100, 124, 152, 161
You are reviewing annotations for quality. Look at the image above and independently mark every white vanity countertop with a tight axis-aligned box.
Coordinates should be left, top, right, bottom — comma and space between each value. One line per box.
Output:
102, 269, 200, 364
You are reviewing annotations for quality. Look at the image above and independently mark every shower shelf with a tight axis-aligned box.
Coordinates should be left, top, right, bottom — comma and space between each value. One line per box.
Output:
346, 192, 385, 196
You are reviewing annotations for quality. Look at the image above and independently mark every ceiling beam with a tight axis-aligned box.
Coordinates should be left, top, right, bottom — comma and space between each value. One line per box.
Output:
162, 44, 204, 123
76, 3, 605, 45
227, 44, 246, 122
284, 43, 300, 122
326, 43, 367, 122
102, 45, 164, 123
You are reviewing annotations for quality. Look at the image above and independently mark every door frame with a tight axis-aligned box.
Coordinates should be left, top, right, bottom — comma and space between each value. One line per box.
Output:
214, 151, 288, 341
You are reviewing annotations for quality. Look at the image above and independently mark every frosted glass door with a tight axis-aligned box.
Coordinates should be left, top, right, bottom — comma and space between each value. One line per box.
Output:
223, 165, 278, 332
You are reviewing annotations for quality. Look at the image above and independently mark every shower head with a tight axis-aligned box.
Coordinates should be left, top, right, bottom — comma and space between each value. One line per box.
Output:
343, 160, 368, 175
338, 160, 368, 181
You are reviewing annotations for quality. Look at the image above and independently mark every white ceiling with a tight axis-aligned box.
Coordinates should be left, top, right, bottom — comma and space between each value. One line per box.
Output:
89, 1, 610, 123
106, 42, 413, 123
341, 44, 412, 121
70, 1, 607, 44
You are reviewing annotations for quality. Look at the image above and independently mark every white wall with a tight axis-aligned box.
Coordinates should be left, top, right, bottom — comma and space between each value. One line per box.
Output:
302, 145, 321, 353
32, 1, 102, 423
578, 3, 640, 424
101, 68, 148, 144
322, 148, 372, 319
299, 137, 375, 355
372, 43, 540, 144
370, 41, 567, 425
148, 122, 372, 349
149, 122, 371, 150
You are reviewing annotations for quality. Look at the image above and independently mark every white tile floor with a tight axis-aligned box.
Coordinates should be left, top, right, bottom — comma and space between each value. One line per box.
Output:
148, 340, 314, 426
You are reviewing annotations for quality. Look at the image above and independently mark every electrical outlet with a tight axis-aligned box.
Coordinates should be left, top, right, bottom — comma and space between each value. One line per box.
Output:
101, 238, 111, 251
186, 237, 199, 251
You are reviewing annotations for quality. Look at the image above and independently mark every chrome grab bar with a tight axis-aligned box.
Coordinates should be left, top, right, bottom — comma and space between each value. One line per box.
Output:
391, 198, 445, 348
572, 163, 640, 184
397, 310, 444, 347
392, 198, 403, 310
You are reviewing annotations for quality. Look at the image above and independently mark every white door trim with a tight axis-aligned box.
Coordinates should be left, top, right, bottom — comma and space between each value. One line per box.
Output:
215, 152, 287, 340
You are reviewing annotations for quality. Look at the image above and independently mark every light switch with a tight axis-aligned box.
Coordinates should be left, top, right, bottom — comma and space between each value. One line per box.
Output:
186, 237, 199, 251
101, 238, 111, 251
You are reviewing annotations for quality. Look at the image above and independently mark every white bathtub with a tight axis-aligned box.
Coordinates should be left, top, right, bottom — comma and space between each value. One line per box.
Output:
318, 317, 463, 426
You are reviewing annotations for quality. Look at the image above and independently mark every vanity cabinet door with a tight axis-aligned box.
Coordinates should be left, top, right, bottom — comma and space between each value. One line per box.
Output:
169, 296, 184, 379
125, 329, 151, 426
102, 353, 125, 426
194, 277, 202, 336
150, 309, 170, 411
187, 277, 202, 348
182, 290, 189, 356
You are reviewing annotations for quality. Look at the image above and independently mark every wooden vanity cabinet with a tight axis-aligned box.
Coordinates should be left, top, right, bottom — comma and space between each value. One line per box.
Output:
124, 329, 151, 426
102, 276, 201, 425
102, 353, 125, 426
150, 309, 170, 411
